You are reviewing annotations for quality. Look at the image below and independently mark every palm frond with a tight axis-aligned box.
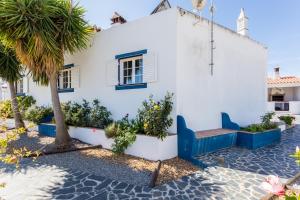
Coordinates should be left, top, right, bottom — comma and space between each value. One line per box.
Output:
0, 42, 22, 82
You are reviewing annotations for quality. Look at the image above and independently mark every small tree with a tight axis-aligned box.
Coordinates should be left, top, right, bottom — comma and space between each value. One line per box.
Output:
0, 42, 25, 129
0, 0, 92, 148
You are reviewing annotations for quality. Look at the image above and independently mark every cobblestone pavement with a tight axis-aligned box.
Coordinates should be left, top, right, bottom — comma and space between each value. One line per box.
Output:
0, 126, 299, 200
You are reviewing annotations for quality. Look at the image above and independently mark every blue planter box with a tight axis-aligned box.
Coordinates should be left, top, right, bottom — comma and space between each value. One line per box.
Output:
38, 124, 56, 137
237, 129, 281, 149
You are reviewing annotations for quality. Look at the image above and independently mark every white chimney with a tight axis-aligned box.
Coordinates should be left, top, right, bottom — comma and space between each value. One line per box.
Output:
237, 8, 248, 36
274, 67, 280, 79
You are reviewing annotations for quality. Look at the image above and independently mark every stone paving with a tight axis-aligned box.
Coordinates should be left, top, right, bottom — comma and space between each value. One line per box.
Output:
0, 125, 300, 199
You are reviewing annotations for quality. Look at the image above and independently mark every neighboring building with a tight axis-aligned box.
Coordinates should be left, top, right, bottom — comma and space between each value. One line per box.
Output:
7, 1, 268, 132
267, 67, 300, 114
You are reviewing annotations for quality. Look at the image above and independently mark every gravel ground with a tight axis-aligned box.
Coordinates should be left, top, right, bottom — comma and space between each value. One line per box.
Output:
9, 131, 54, 151
34, 151, 153, 186
4, 130, 198, 186
5, 131, 152, 186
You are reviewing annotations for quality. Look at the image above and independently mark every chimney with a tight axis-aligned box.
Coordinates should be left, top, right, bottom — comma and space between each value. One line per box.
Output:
274, 67, 280, 79
92, 25, 101, 32
111, 12, 127, 26
237, 8, 249, 36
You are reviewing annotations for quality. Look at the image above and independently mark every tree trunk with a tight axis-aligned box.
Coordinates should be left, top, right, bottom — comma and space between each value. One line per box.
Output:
8, 81, 25, 129
49, 73, 71, 148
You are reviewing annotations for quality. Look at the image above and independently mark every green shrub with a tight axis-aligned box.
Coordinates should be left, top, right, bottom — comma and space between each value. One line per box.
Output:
25, 106, 53, 124
0, 100, 13, 118
62, 99, 112, 128
107, 115, 138, 154
17, 96, 36, 115
105, 93, 174, 154
105, 122, 119, 138
261, 112, 278, 130
62, 100, 91, 127
279, 115, 295, 126
242, 112, 278, 133
261, 112, 275, 126
137, 93, 174, 140
0, 96, 36, 118
112, 128, 136, 154
242, 124, 265, 132
89, 100, 113, 129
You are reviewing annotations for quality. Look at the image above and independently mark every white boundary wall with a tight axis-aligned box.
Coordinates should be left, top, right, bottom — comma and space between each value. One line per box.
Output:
69, 126, 178, 161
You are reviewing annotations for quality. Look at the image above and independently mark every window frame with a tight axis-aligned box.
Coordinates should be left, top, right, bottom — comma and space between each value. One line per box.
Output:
15, 78, 25, 96
114, 49, 148, 91
119, 56, 143, 85
57, 64, 75, 93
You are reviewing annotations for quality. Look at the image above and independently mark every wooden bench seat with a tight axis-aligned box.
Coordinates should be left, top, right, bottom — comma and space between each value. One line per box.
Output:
196, 129, 237, 139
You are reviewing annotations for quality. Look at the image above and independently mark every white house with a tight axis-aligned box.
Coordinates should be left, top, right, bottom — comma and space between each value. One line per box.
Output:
0, 79, 8, 101
267, 67, 300, 115
9, 1, 268, 133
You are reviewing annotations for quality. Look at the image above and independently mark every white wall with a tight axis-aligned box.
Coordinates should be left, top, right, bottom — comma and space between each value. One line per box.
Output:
290, 101, 300, 115
295, 87, 300, 101
0, 80, 9, 101
283, 87, 295, 101
26, 9, 178, 133
176, 9, 267, 130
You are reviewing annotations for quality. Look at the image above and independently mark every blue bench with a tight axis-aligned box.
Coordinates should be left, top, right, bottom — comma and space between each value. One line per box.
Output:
177, 113, 281, 168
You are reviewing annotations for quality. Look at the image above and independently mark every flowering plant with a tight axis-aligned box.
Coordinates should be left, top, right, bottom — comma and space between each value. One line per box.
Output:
261, 175, 285, 196
261, 146, 300, 199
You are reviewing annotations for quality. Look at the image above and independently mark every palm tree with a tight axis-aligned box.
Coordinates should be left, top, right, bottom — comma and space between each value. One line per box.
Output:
0, 43, 25, 129
0, 0, 92, 148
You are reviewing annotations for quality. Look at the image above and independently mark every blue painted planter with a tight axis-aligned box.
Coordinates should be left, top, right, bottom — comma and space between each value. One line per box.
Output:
237, 129, 281, 149
39, 114, 54, 124
38, 124, 56, 137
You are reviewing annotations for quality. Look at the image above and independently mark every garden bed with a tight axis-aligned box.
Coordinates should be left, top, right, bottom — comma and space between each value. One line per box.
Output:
38, 124, 178, 161
237, 129, 281, 149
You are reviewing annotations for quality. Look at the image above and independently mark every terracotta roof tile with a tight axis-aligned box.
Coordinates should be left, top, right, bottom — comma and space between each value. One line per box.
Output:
268, 76, 300, 85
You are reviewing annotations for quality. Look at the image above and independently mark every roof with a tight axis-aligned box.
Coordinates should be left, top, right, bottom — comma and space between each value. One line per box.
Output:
268, 76, 300, 87
151, 0, 171, 15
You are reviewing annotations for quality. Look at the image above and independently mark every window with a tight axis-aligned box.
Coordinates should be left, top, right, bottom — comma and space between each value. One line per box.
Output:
120, 56, 143, 85
16, 79, 24, 94
57, 68, 74, 93
111, 49, 156, 90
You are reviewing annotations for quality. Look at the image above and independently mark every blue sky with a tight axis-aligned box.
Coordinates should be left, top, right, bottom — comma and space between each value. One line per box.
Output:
79, 0, 300, 77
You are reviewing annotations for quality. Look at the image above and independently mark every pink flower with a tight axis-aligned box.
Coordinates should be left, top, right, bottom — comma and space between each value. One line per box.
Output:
261, 175, 285, 196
